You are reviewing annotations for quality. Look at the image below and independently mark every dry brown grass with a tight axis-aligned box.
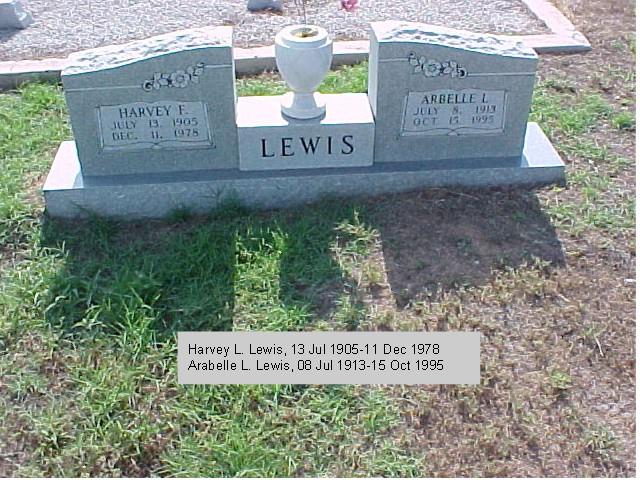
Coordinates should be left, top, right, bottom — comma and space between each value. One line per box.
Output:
322, 0, 636, 474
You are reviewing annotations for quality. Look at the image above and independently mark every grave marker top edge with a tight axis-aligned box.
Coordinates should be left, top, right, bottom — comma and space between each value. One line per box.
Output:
63, 26, 233, 76
370, 21, 537, 60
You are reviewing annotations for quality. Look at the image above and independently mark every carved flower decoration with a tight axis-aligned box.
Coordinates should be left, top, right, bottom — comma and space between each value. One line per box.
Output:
442, 61, 468, 78
154, 73, 171, 89
186, 63, 205, 84
170, 70, 189, 88
141, 62, 206, 91
423, 59, 442, 77
408, 53, 422, 73
408, 53, 468, 79
441, 61, 456, 75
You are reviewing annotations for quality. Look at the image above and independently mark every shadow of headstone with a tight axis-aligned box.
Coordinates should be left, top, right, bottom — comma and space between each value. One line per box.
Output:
370, 188, 565, 307
39, 188, 565, 341
39, 201, 363, 341
40, 214, 238, 342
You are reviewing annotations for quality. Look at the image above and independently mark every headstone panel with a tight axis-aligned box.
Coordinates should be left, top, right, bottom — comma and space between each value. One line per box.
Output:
237, 94, 374, 171
62, 26, 238, 177
43, 24, 565, 220
369, 21, 538, 165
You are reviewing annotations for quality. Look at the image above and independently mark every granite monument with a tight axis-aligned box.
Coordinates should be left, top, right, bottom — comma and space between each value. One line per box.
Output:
368, 21, 538, 169
43, 22, 565, 219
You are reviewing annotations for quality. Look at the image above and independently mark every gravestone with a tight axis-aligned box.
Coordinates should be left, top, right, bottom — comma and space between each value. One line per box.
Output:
369, 21, 538, 168
44, 23, 565, 219
62, 26, 237, 178
0, 0, 33, 29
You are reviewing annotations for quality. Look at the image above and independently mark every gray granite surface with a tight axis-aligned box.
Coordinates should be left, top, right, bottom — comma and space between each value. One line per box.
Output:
1, 0, 548, 61
371, 21, 538, 57
369, 22, 538, 165
237, 94, 374, 171
44, 123, 565, 219
63, 26, 239, 177
247, 0, 283, 12
64, 27, 233, 75
0, 0, 33, 30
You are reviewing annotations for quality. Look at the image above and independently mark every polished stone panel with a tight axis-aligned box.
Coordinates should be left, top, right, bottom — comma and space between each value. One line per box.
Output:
237, 94, 374, 171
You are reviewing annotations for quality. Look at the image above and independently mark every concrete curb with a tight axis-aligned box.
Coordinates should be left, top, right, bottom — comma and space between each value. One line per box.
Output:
0, 0, 590, 91
518, 0, 591, 53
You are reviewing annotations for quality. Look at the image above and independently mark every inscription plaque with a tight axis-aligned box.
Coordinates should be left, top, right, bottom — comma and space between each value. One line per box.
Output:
402, 89, 506, 136
97, 101, 213, 151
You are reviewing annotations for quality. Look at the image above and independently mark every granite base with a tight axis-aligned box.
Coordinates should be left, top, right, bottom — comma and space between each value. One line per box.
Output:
43, 122, 565, 219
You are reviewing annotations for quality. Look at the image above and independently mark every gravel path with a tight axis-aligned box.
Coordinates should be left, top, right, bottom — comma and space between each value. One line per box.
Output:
0, 0, 548, 61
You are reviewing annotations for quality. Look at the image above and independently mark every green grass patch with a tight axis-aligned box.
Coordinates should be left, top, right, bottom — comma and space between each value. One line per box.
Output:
531, 84, 612, 136
531, 82, 634, 235
611, 111, 635, 130
0, 84, 70, 246
546, 168, 635, 234
1, 191, 420, 475
237, 62, 368, 97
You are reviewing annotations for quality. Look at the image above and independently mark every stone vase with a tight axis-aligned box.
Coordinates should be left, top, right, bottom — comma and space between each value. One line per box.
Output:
274, 25, 333, 119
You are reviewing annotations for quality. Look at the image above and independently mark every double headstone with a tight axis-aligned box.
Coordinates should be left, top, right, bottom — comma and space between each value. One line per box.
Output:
44, 22, 565, 219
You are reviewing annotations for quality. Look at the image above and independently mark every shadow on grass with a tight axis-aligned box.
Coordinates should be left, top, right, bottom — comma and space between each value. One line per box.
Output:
39, 201, 359, 343
39, 188, 564, 341
370, 187, 566, 307
30, 189, 566, 476
39, 213, 237, 342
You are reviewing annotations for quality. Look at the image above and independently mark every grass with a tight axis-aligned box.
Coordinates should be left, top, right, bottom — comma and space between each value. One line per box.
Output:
0, 81, 419, 473
548, 368, 572, 392
612, 111, 635, 130
2, 199, 423, 475
236, 62, 368, 97
531, 82, 613, 136
0, 54, 635, 476
530, 85, 635, 235
0, 84, 69, 247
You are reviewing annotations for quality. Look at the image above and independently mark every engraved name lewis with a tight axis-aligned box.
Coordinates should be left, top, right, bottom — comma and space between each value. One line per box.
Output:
260, 135, 355, 159
97, 101, 213, 151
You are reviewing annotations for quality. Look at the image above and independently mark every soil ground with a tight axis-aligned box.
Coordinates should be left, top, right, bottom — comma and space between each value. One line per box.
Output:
380, 0, 636, 474
0, 0, 635, 477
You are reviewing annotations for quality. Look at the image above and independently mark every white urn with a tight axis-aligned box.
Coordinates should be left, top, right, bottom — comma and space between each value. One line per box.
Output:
275, 25, 333, 119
